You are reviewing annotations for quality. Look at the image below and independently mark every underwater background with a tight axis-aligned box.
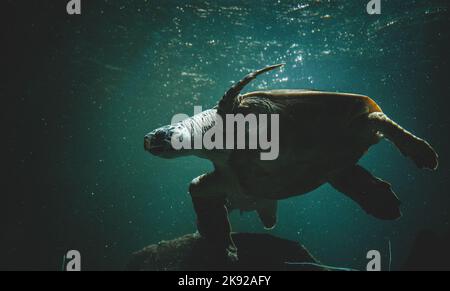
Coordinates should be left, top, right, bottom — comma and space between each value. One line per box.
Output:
3, 0, 450, 270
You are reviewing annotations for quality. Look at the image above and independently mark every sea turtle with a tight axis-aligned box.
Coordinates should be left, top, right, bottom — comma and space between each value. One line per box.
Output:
144, 64, 439, 259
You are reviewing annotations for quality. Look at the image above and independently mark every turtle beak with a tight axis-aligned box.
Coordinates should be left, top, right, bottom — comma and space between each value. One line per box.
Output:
144, 127, 173, 155
144, 134, 154, 151
144, 132, 164, 155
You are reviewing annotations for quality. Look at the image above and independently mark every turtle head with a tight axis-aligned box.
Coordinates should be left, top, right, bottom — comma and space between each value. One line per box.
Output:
145, 109, 219, 159
144, 124, 191, 159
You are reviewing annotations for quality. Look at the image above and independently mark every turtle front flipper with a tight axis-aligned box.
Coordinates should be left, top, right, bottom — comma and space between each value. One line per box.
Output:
367, 112, 439, 170
189, 173, 238, 262
329, 165, 402, 220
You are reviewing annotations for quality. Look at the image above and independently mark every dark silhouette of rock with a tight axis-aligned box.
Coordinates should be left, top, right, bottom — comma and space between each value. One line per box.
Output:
127, 233, 328, 271
402, 229, 450, 271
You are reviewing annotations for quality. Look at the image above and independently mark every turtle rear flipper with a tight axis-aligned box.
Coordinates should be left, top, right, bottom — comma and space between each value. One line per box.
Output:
367, 112, 439, 170
329, 165, 402, 220
256, 200, 278, 230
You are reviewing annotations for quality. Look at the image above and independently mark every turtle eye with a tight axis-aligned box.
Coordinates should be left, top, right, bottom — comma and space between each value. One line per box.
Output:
154, 129, 166, 139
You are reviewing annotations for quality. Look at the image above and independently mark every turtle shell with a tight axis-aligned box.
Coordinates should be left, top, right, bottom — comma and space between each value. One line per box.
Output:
228, 90, 383, 200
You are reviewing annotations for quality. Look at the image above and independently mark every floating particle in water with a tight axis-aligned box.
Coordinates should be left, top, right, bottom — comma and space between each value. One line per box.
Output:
278, 77, 289, 83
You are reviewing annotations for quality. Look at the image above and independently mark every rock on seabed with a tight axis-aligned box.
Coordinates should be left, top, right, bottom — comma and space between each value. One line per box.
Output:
127, 232, 328, 271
